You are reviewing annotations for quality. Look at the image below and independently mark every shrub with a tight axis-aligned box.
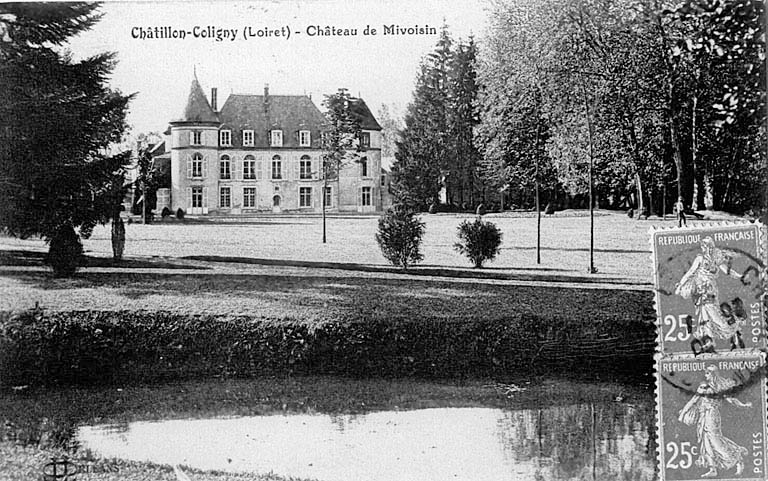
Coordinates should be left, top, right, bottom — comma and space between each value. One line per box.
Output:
375, 204, 425, 269
176, 208, 185, 219
44, 224, 83, 277
0, 307, 655, 386
161, 207, 172, 218
454, 217, 503, 268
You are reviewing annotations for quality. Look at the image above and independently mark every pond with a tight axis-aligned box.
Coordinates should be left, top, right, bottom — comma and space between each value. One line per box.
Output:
1, 377, 656, 481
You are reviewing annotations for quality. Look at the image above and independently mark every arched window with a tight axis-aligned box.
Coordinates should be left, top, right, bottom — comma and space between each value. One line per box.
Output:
192, 153, 203, 178
300, 155, 312, 179
243, 155, 256, 179
271, 155, 282, 180
220, 155, 231, 179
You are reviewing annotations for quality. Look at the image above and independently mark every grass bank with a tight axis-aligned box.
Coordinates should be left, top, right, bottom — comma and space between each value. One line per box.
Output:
0, 301, 656, 387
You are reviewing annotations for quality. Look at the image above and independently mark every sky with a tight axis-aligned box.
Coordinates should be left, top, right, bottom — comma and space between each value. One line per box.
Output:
65, 0, 490, 137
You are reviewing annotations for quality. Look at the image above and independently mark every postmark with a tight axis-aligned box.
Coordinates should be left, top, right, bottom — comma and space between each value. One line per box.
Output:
651, 223, 766, 355
656, 351, 768, 481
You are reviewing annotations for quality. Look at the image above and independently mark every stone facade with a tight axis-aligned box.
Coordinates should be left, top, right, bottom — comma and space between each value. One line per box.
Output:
165, 77, 386, 216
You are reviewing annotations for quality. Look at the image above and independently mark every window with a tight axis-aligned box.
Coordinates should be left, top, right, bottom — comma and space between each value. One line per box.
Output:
381, 174, 386, 186
243, 187, 256, 208
299, 187, 312, 208
271, 155, 282, 179
191, 186, 203, 208
300, 155, 312, 179
324, 186, 332, 207
270, 130, 283, 147
220, 155, 231, 179
192, 153, 203, 178
243, 155, 256, 179
242, 130, 254, 147
359, 132, 370, 149
361, 158, 368, 177
361, 186, 372, 206
219, 130, 231, 147
220, 186, 231, 208
191, 131, 202, 145
299, 130, 311, 147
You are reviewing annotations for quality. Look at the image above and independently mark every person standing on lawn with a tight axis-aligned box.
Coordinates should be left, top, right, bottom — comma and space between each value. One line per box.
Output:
675, 196, 687, 227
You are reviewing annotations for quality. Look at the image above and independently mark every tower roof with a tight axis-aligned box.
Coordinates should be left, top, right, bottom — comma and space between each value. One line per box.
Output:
349, 98, 382, 131
177, 77, 219, 123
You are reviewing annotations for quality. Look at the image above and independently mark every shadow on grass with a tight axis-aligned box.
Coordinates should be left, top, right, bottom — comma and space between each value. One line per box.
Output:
181, 255, 649, 285
0, 250, 208, 270
499, 245, 650, 254
0, 268, 654, 320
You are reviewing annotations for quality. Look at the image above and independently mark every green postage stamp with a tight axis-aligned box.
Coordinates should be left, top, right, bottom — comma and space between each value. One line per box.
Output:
651, 223, 766, 355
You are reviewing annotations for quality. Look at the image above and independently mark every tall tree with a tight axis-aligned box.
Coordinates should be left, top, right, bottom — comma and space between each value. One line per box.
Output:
0, 3, 133, 276
447, 37, 482, 207
391, 25, 453, 210
321, 88, 362, 243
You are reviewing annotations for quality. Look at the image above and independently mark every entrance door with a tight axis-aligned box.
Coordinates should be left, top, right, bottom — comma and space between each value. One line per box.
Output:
272, 195, 281, 213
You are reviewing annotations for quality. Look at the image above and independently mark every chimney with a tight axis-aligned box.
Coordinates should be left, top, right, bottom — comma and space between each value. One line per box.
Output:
211, 88, 218, 111
263, 83, 270, 127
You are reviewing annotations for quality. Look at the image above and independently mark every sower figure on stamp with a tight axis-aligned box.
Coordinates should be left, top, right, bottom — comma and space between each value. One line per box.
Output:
678, 365, 751, 478
675, 237, 746, 351
675, 196, 687, 227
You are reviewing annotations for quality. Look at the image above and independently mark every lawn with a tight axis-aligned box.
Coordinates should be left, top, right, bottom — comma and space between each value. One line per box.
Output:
0, 216, 662, 317
0, 210, 692, 315
3, 210, 671, 277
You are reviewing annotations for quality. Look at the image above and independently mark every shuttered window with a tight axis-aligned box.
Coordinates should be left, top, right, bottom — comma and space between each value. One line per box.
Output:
300, 156, 312, 179
191, 153, 204, 178
243, 155, 256, 179
271, 155, 282, 180
220, 155, 231, 179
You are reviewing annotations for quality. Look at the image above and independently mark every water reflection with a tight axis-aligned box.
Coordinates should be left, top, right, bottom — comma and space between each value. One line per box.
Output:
77, 403, 655, 481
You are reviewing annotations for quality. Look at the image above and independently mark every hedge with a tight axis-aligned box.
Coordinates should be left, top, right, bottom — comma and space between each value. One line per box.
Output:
0, 309, 656, 386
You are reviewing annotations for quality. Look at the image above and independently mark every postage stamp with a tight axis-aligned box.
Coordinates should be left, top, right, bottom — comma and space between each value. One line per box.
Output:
651, 223, 766, 355
656, 351, 768, 481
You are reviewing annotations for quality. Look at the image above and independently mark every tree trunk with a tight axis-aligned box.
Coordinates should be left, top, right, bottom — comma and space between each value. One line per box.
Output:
635, 172, 644, 215
111, 216, 125, 262
655, 7, 686, 204
691, 80, 706, 210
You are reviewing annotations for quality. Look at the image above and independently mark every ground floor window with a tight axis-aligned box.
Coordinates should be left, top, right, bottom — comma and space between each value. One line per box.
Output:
191, 186, 203, 208
220, 186, 231, 208
324, 186, 332, 207
361, 186, 372, 206
243, 187, 256, 208
299, 186, 312, 208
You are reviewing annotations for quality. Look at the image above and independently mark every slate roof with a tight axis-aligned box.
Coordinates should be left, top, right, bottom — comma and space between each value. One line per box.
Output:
176, 77, 219, 123
218, 94, 328, 149
173, 77, 382, 146
349, 98, 382, 131
151, 154, 171, 189
149, 140, 166, 156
